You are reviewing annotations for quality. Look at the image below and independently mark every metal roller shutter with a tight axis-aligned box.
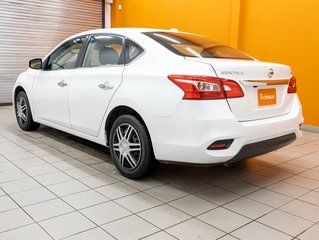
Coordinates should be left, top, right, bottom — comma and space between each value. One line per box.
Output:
0, 0, 103, 103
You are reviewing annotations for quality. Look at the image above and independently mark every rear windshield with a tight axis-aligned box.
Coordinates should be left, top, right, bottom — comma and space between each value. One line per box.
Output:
144, 31, 253, 60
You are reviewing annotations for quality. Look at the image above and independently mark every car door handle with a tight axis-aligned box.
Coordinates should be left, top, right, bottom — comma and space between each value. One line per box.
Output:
57, 80, 68, 88
98, 81, 114, 90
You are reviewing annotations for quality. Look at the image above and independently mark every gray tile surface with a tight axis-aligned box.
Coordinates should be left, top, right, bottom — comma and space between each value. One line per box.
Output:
39, 211, 95, 239
138, 204, 190, 229
102, 215, 159, 240
197, 207, 251, 232
80, 201, 131, 225
0, 224, 52, 240
1, 105, 319, 239
232, 222, 291, 240
166, 218, 224, 240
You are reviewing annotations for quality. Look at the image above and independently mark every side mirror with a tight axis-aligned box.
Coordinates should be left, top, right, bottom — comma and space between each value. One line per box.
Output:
29, 58, 42, 70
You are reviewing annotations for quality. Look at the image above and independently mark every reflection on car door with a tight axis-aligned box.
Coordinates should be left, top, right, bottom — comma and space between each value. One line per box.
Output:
32, 37, 85, 128
68, 35, 125, 136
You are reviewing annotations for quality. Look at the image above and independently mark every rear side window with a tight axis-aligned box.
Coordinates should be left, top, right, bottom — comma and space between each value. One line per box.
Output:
144, 32, 253, 60
82, 35, 124, 67
125, 39, 144, 64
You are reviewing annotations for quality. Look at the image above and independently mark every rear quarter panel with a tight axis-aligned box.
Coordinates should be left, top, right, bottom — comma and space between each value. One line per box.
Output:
113, 47, 217, 117
104, 38, 218, 147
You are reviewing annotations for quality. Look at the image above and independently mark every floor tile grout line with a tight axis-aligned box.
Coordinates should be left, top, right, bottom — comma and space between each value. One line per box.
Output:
58, 225, 118, 240
0, 222, 50, 238
222, 186, 317, 238
2, 112, 319, 239
0, 145, 119, 238
293, 219, 319, 239
148, 168, 310, 236
227, 177, 319, 235
0, 187, 55, 240
229, 177, 319, 238
181, 164, 319, 238
216, 233, 240, 240
223, 155, 319, 199
4, 135, 140, 196
244, 156, 319, 208
2, 136, 189, 239
137, 207, 226, 239
139, 229, 179, 240
3, 130, 204, 238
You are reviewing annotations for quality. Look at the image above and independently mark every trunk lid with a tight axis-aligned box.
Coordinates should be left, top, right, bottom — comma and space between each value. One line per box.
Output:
186, 58, 294, 121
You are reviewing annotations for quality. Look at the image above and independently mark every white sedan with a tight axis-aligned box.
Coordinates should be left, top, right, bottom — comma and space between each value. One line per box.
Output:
13, 28, 303, 178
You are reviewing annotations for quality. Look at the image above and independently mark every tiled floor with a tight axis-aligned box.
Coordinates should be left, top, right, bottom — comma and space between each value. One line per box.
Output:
0, 105, 319, 240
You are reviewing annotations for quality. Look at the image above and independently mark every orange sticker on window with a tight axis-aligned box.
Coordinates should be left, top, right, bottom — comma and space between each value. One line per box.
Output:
258, 88, 276, 106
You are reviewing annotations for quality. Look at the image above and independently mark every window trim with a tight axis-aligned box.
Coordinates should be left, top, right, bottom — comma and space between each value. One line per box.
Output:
42, 35, 89, 71
78, 33, 126, 69
42, 33, 146, 70
124, 38, 145, 65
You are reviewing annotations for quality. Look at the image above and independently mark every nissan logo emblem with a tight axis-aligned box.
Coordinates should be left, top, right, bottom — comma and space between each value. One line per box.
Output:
268, 68, 274, 78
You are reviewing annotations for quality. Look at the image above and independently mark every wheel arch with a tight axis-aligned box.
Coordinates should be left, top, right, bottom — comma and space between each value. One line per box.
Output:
105, 105, 152, 146
14, 86, 26, 98
13, 86, 26, 110
13, 83, 37, 123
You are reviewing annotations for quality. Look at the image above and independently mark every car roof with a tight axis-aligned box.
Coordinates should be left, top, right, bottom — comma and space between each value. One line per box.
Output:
45, 28, 186, 61
70, 28, 177, 39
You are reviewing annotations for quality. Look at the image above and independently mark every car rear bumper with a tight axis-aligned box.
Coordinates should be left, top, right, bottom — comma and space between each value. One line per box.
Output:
226, 133, 296, 164
148, 95, 303, 164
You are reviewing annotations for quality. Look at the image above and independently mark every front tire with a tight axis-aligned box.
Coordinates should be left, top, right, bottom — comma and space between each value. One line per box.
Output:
109, 115, 158, 179
15, 91, 40, 131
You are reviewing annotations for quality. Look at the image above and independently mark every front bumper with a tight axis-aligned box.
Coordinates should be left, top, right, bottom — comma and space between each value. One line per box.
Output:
148, 95, 303, 164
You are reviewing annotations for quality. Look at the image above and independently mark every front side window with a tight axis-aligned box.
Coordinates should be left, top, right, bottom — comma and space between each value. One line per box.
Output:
144, 32, 253, 60
82, 35, 124, 67
46, 37, 85, 70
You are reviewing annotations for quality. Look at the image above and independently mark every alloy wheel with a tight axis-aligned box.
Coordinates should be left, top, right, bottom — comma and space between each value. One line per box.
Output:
112, 123, 142, 171
16, 96, 28, 127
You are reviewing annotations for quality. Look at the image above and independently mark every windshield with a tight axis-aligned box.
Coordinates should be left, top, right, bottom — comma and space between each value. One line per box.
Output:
144, 31, 253, 60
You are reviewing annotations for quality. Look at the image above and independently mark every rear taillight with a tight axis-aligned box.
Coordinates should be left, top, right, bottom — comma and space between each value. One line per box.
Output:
168, 75, 244, 100
288, 76, 297, 94
223, 79, 245, 98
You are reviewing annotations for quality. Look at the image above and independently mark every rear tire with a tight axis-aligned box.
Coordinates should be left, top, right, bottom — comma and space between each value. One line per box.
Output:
109, 115, 158, 179
15, 91, 40, 131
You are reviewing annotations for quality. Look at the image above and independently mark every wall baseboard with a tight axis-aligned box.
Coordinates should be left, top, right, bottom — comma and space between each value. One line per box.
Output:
0, 103, 12, 106
303, 125, 319, 133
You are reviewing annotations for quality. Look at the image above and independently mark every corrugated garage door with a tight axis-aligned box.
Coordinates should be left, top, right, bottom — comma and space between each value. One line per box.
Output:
0, 0, 103, 103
